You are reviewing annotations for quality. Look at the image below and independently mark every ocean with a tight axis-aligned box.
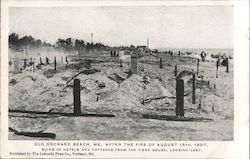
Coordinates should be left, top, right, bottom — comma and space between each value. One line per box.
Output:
157, 48, 234, 56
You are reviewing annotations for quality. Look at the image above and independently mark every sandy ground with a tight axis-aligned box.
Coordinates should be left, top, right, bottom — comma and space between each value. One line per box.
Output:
8, 52, 233, 140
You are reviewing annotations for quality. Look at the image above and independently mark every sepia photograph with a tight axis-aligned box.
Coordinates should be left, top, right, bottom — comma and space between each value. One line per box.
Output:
7, 5, 234, 141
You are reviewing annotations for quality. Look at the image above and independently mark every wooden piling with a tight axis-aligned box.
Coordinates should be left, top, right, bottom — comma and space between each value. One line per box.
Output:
159, 58, 163, 69
46, 57, 49, 65
120, 59, 123, 67
24, 59, 27, 69
33, 60, 35, 72
192, 73, 196, 104
54, 57, 57, 70
73, 79, 81, 115
66, 56, 68, 64
174, 64, 178, 76
226, 58, 229, 73
40, 57, 43, 65
216, 59, 219, 78
197, 59, 199, 75
176, 79, 184, 117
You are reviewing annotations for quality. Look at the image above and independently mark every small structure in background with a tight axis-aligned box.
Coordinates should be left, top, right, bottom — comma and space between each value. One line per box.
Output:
137, 45, 147, 52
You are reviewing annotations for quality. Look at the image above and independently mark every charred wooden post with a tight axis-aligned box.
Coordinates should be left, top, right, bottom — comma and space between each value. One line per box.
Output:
66, 56, 68, 64
73, 79, 81, 115
120, 59, 123, 67
40, 57, 43, 65
197, 58, 199, 75
178, 51, 181, 56
176, 79, 184, 117
23, 59, 27, 69
226, 58, 229, 73
46, 57, 49, 65
33, 60, 35, 72
131, 53, 138, 74
159, 57, 163, 69
54, 57, 57, 70
216, 59, 219, 78
192, 73, 196, 104
174, 64, 178, 76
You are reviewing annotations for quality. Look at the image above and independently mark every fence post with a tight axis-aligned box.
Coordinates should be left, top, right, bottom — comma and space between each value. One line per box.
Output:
226, 58, 229, 73
176, 79, 184, 117
46, 57, 49, 65
174, 64, 178, 76
192, 73, 196, 104
33, 59, 35, 72
216, 59, 219, 78
54, 57, 57, 70
40, 57, 43, 65
159, 57, 163, 69
66, 56, 68, 64
73, 79, 81, 115
197, 59, 199, 75
120, 59, 123, 67
24, 59, 27, 69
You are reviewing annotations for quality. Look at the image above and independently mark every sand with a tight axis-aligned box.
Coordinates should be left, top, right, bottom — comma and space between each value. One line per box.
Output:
8, 51, 234, 140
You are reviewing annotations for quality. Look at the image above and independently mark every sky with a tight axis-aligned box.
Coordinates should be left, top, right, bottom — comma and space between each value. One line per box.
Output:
9, 6, 233, 49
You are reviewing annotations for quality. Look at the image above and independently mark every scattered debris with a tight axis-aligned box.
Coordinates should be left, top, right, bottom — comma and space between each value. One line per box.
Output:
9, 127, 56, 139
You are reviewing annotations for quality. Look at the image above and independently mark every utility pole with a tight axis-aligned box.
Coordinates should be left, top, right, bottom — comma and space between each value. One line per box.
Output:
91, 33, 93, 44
147, 37, 149, 52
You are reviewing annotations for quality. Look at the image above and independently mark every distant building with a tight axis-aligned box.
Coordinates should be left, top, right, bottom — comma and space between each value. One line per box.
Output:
151, 49, 158, 53
137, 45, 147, 52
